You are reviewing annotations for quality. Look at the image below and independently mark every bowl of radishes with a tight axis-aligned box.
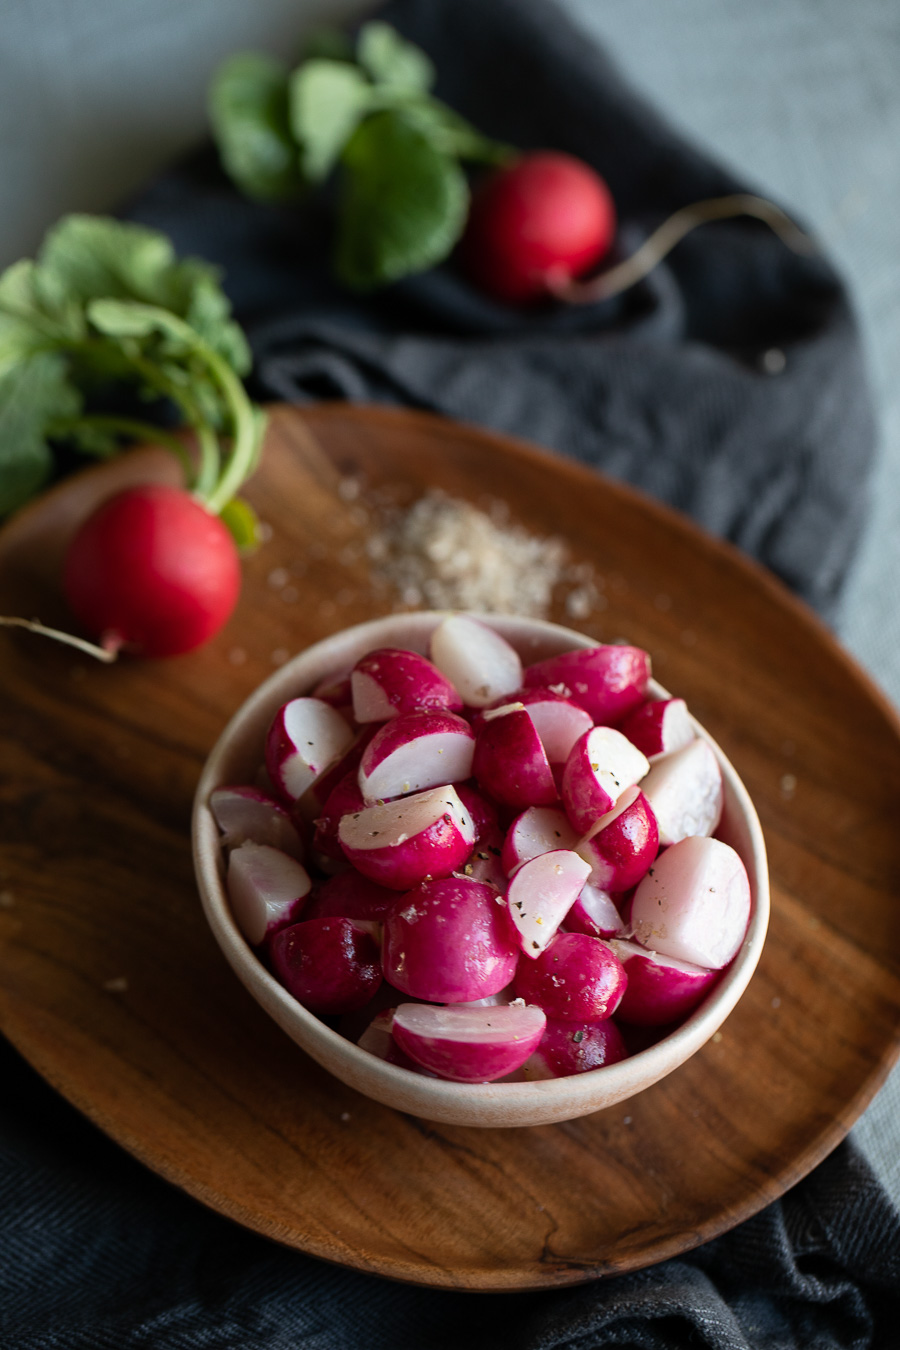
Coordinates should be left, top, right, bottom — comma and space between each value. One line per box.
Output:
193, 612, 768, 1128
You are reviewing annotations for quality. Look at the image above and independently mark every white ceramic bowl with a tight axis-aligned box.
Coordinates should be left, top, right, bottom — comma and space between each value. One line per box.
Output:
192, 612, 769, 1128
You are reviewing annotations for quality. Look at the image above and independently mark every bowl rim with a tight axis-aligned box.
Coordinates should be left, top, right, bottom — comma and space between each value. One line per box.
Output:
192, 612, 770, 1127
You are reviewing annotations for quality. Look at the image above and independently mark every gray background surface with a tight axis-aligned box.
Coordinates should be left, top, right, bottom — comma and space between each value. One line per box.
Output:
3, 0, 899, 1202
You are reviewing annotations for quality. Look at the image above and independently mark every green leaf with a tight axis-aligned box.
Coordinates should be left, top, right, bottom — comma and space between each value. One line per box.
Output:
289, 59, 373, 183
0, 353, 81, 515
399, 99, 513, 165
219, 495, 261, 552
85, 298, 170, 340
38, 215, 179, 311
0, 312, 50, 379
183, 271, 251, 375
357, 22, 434, 94
209, 52, 302, 203
336, 111, 469, 289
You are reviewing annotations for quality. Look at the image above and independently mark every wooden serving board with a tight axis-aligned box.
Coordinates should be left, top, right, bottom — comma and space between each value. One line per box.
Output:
1, 403, 899, 1292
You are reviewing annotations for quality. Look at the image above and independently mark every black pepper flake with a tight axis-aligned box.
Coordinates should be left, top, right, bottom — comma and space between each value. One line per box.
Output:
572, 1030, 584, 1044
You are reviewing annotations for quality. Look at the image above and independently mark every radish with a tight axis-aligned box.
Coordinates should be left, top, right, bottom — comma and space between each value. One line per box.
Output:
295, 725, 375, 826
640, 738, 723, 845
311, 673, 355, 716
391, 1003, 546, 1083
505, 849, 591, 957
575, 786, 659, 891
357, 708, 474, 803
507, 688, 594, 763
501, 805, 579, 876
429, 614, 522, 707
337, 784, 475, 890
462, 152, 616, 304
269, 917, 382, 1015
564, 883, 623, 939
226, 841, 311, 946
350, 647, 462, 722
454, 782, 506, 887
302, 869, 397, 924
312, 770, 365, 860
521, 1017, 628, 1079
561, 726, 650, 834
630, 835, 751, 970
471, 703, 558, 808
265, 697, 354, 803
209, 785, 305, 860
513, 931, 627, 1022
610, 939, 718, 1026
619, 697, 695, 761
382, 875, 519, 1002
356, 1009, 436, 1074
63, 484, 241, 657
523, 645, 650, 725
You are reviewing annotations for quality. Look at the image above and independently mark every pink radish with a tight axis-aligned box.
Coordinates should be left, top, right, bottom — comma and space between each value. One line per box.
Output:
295, 725, 375, 826
610, 939, 718, 1026
338, 784, 475, 890
429, 614, 522, 707
462, 152, 616, 304
509, 687, 594, 763
357, 1009, 436, 1074
640, 738, 723, 845
523, 645, 650, 725
382, 876, 519, 1002
311, 673, 355, 716
209, 785, 304, 860
564, 883, 623, 939
454, 782, 506, 887
226, 841, 311, 946
350, 647, 462, 722
303, 870, 397, 924
63, 484, 241, 658
575, 786, 658, 891
501, 805, 579, 876
505, 849, 591, 957
312, 770, 365, 860
471, 703, 557, 808
619, 697, 695, 760
265, 697, 354, 803
358, 708, 474, 803
391, 1003, 546, 1083
513, 931, 627, 1022
561, 726, 650, 833
521, 1017, 628, 1078
630, 835, 751, 969
269, 917, 382, 1015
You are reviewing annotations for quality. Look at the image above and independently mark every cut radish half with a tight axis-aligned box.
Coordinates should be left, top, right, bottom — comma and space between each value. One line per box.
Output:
358, 709, 474, 803
523, 645, 650, 724
472, 704, 557, 808
265, 697, 354, 803
513, 931, 627, 1022
564, 883, 623, 938
561, 726, 650, 833
338, 784, 475, 890
501, 805, 579, 876
619, 697, 695, 760
313, 770, 365, 860
609, 939, 718, 1026
575, 787, 658, 891
350, 647, 463, 723
510, 688, 594, 763
392, 1002, 546, 1082
226, 842, 311, 946
630, 835, 751, 969
429, 614, 523, 708
505, 849, 591, 957
210, 785, 305, 860
640, 738, 723, 845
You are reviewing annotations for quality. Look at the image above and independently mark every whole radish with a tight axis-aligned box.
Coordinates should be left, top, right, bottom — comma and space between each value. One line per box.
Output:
462, 151, 616, 303
63, 484, 241, 658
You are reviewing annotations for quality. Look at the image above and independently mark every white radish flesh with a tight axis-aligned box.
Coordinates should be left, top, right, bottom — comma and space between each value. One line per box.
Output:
501, 806, 579, 876
265, 697, 354, 803
561, 727, 650, 834
630, 835, 751, 969
510, 688, 593, 763
226, 842, 311, 946
358, 709, 474, 803
338, 784, 475, 890
619, 697, 695, 760
391, 1003, 546, 1082
210, 785, 304, 860
609, 939, 718, 1026
506, 849, 592, 957
565, 883, 623, 939
429, 614, 523, 708
640, 738, 723, 845
350, 647, 463, 723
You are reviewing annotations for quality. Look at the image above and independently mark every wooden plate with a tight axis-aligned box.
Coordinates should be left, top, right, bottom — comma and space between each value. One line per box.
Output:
1, 403, 899, 1292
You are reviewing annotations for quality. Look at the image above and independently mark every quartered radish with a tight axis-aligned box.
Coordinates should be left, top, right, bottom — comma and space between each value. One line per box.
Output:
640, 738, 723, 845
382, 876, 519, 1002
266, 697, 354, 803
505, 849, 591, 957
521, 1017, 627, 1079
484, 687, 593, 763
454, 783, 506, 887
429, 614, 522, 707
564, 883, 623, 939
561, 726, 650, 833
226, 842, 311, 946
619, 697, 695, 760
610, 939, 718, 1026
358, 708, 474, 803
513, 931, 627, 1022
523, 644, 650, 724
391, 1002, 546, 1082
338, 784, 475, 890
311, 673, 355, 716
313, 770, 365, 860
575, 786, 659, 891
210, 785, 304, 860
303, 870, 398, 924
350, 647, 463, 723
357, 1009, 436, 1074
471, 703, 557, 808
269, 917, 382, 1015
501, 805, 579, 876
630, 835, 751, 969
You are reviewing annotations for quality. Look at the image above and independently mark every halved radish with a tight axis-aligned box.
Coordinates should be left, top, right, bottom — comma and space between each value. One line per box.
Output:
575, 787, 659, 891
564, 883, 623, 938
472, 704, 557, 808
609, 939, 718, 1026
265, 697, 354, 803
454, 783, 506, 887
391, 1002, 546, 1082
313, 770, 366, 860
640, 738, 723, 845
429, 614, 523, 708
358, 709, 474, 803
338, 784, 475, 890
510, 688, 594, 763
619, 697, 695, 760
383, 876, 519, 1002
523, 645, 650, 724
513, 931, 627, 1021
521, 1017, 628, 1078
226, 842, 312, 946
303, 869, 398, 923
501, 805, 579, 876
350, 647, 463, 723
293, 725, 376, 827
311, 672, 355, 717
269, 917, 382, 1014
561, 726, 650, 833
210, 785, 305, 860
505, 849, 591, 957
630, 835, 751, 969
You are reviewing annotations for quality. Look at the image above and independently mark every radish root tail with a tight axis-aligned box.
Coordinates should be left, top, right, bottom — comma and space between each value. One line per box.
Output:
0, 615, 118, 663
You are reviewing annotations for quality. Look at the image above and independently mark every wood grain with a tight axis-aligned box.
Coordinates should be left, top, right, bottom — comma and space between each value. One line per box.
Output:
1, 403, 899, 1291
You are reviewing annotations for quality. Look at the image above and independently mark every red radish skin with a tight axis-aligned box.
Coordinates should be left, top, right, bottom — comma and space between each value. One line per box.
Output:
501, 805, 579, 876
523, 645, 650, 725
269, 917, 382, 1015
610, 939, 718, 1027
358, 708, 475, 803
619, 698, 695, 760
351, 648, 463, 722
429, 614, 522, 708
575, 787, 659, 891
311, 674, 355, 717
226, 842, 312, 946
356, 1010, 437, 1075
265, 697, 354, 803
564, 883, 623, 939
630, 835, 751, 970
63, 484, 241, 657
391, 1003, 547, 1083
505, 849, 592, 957
209, 785, 305, 860
338, 784, 475, 890
513, 931, 627, 1022
561, 726, 650, 834
383, 876, 519, 1002
303, 870, 397, 924
462, 152, 616, 304
472, 704, 558, 809
312, 770, 366, 860
522, 1017, 628, 1078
